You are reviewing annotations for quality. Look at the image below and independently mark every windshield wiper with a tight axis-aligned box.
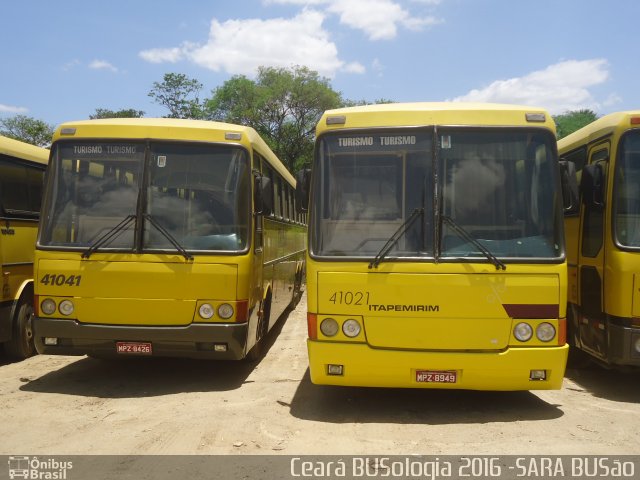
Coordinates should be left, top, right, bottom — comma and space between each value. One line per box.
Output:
441, 215, 506, 270
144, 214, 193, 261
369, 208, 424, 269
81, 215, 137, 259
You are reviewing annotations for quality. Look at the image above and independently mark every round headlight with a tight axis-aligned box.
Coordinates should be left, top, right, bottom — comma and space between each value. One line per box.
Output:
58, 299, 75, 316
514, 322, 533, 342
218, 303, 234, 319
41, 298, 56, 315
536, 322, 556, 342
320, 318, 339, 337
634, 337, 640, 354
198, 303, 214, 319
342, 319, 361, 338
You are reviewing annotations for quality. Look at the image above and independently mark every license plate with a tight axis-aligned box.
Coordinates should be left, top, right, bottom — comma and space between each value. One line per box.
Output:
116, 341, 152, 355
416, 370, 457, 383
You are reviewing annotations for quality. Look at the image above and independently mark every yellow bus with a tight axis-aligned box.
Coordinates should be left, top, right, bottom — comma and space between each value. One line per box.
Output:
0, 135, 49, 359
33, 118, 305, 360
296, 102, 569, 390
558, 110, 640, 368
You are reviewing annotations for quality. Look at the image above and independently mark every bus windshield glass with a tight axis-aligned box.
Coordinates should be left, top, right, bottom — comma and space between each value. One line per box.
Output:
614, 130, 640, 248
39, 141, 250, 252
311, 128, 561, 260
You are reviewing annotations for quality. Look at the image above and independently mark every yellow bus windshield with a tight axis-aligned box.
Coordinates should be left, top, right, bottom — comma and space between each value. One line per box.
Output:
312, 127, 562, 262
614, 130, 640, 248
39, 141, 251, 253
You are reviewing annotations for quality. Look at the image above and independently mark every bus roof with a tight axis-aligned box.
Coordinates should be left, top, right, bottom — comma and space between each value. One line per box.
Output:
318, 102, 556, 133
52, 118, 295, 186
557, 110, 640, 153
0, 135, 49, 166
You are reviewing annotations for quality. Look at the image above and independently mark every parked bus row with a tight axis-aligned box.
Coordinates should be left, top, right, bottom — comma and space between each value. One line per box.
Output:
3, 104, 638, 391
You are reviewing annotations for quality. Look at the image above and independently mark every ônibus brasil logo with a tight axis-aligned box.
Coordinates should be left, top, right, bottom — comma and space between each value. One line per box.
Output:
8, 456, 73, 479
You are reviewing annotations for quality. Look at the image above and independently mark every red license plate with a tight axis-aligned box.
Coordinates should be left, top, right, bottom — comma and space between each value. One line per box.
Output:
416, 370, 457, 383
116, 341, 152, 355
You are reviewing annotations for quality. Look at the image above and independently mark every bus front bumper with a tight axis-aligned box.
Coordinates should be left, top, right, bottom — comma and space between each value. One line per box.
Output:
33, 316, 249, 360
606, 322, 640, 367
307, 340, 569, 390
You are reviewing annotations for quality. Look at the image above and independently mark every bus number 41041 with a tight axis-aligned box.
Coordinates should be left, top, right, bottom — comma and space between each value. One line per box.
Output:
40, 274, 82, 287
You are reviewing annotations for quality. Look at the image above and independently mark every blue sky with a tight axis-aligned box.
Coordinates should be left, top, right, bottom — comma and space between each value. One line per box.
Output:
2, 0, 638, 126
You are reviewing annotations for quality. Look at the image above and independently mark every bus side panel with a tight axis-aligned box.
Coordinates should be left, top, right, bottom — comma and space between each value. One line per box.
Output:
263, 219, 305, 329
0, 219, 38, 342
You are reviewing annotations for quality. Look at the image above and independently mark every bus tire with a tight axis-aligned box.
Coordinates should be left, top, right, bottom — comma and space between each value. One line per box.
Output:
566, 305, 591, 368
289, 266, 303, 309
5, 294, 35, 359
246, 294, 271, 362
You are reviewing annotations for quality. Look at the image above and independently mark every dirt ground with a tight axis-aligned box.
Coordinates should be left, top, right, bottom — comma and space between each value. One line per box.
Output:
1, 291, 640, 456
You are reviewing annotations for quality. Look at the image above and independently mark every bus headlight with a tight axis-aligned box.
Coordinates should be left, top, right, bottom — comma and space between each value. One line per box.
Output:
217, 303, 234, 319
320, 318, 339, 337
41, 298, 56, 315
536, 322, 556, 342
342, 319, 361, 338
58, 299, 75, 316
514, 322, 533, 342
198, 303, 214, 319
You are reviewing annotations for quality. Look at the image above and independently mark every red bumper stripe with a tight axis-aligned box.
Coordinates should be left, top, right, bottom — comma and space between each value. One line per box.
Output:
502, 304, 559, 318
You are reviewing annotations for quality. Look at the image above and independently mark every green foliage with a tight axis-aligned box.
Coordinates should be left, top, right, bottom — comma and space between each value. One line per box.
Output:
0, 115, 54, 147
148, 73, 204, 119
90, 108, 145, 119
205, 66, 342, 171
554, 109, 599, 139
341, 98, 395, 107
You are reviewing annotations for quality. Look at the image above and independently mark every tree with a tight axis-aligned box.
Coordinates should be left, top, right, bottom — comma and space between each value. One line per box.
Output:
90, 108, 145, 119
554, 109, 599, 139
0, 115, 55, 147
341, 98, 395, 107
148, 73, 204, 119
205, 66, 342, 171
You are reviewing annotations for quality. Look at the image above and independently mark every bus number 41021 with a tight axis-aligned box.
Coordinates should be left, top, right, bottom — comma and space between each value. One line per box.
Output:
328, 291, 370, 306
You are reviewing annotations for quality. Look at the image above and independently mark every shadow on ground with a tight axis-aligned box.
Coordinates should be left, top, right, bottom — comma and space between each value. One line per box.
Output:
565, 364, 640, 403
288, 370, 564, 425
18, 307, 294, 399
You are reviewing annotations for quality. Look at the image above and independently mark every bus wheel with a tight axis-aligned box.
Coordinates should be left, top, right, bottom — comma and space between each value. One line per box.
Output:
5, 298, 35, 359
566, 307, 591, 369
246, 295, 271, 362
289, 267, 303, 308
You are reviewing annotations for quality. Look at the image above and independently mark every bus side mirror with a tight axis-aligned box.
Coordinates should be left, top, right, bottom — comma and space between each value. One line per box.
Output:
254, 175, 273, 216
559, 160, 579, 214
580, 163, 605, 209
295, 168, 311, 213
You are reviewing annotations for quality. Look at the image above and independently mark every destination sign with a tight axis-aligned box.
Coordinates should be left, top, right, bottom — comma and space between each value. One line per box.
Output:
328, 133, 429, 152
65, 144, 143, 158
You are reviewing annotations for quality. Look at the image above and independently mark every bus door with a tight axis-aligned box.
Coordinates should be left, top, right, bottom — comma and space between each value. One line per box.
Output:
578, 145, 609, 358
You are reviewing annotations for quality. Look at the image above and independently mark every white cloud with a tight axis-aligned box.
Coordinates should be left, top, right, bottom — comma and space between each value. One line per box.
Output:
372, 58, 385, 77
89, 60, 118, 73
327, 0, 440, 40
140, 10, 354, 77
62, 59, 81, 71
139, 46, 186, 64
0, 104, 28, 114
451, 59, 615, 115
266, 0, 442, 40
343, 62, 366, 74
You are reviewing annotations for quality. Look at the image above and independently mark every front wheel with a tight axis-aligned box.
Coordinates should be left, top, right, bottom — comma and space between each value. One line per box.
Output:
5, 300, 35, 359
